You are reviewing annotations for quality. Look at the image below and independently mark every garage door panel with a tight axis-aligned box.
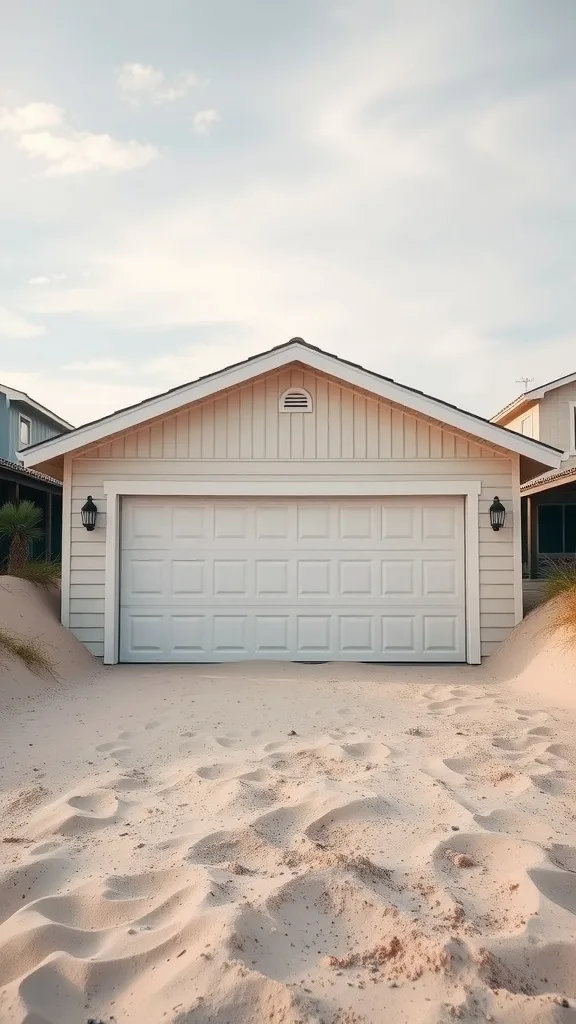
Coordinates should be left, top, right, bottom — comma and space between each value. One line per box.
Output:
381, 505, 417, 542
120, 497, 466, 662
339, 615, 375, 654
255, 560, 290, 596
171, 559, 204, 595
255, 615, 290, 653
339, 560, 373, 596
297, 560, 331, 596
296, 614, 332, 654
172, 505, 206, 540
338, 506, 373, 539
423, 614, 460, 653
381, 560, 416, 596
213, 615, 249, 653
255, 506, 291, 540
381, 614, 417, 654
422, 559, 459, 596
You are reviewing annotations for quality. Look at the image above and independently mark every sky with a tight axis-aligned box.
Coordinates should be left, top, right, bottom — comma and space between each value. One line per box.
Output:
1, 0, 575, 428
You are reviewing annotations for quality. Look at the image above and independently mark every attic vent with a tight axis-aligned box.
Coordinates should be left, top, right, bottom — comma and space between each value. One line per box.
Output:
279, 388, 313, 412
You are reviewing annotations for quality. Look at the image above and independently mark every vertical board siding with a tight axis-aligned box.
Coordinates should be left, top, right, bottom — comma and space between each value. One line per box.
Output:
69, 364, 516, 660
88, 367, 503, 463
538, 384, 576, 451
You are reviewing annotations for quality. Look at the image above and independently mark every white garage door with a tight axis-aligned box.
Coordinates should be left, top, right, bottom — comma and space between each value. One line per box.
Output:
119, 496, 466, 663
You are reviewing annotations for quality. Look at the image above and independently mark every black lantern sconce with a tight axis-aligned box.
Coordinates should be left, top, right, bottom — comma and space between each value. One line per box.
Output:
489, 496, 506, 531
81, 495, 98, 531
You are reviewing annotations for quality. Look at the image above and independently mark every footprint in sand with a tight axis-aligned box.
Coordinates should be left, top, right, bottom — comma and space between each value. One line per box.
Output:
473, 808, 551, 843
196, 763, 239, 780
479, 941, 576, 998
529, 866, 576, 915
546, 743, 576, 763
492, 734, 548, 752
431, 832, 540, 933
31, 788, 125, 837
95, 740, 133, 759
0, 854, 75, 926
549, 844, 576, 874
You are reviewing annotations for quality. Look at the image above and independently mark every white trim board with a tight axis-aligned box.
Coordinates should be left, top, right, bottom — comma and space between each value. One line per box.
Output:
101, 478, 483, 666
511, 455, 523, 625
61, 455, 72, 628
22, 342, 562, 470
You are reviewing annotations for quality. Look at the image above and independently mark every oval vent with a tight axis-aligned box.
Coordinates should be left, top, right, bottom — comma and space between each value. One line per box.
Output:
279, 388, 313, 412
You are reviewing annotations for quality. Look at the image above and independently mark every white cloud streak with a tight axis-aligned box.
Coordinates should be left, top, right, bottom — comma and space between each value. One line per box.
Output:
0, 102, 63, 132
193, 109, 221, 134
0, 101, 158, 176
117, 63, 202, 104
0, 307, 45, 339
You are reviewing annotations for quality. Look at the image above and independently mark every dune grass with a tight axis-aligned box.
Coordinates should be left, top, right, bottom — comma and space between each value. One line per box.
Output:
542, 561, 576, 648
0, 629, 55, 677
5, 559, 61, 588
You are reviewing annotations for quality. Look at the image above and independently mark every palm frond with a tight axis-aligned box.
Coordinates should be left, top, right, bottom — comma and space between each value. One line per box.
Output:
0, 501, 44, 541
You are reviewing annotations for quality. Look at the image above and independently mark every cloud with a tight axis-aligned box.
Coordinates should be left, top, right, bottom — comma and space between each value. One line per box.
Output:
193, 109, 221, 134
117, 63, 201, 105
0, 102, 158, 176
116, 63, 164, 96
0, 370, 150, 427
29, 273, 68, 285
18, 130, 157, 176
0, 102, 63, 132
0, 307, 44, 339
62, 358, 126, 372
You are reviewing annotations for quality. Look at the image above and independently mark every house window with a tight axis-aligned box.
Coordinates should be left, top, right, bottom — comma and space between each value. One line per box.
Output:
538, 504, 576, 554
571, 403, 576, 452
19, 416, 31, 447
520, 414, 533, 436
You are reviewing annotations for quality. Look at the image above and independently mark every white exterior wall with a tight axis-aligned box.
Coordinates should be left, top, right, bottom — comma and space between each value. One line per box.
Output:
504, 402, 540, 441
538, 382, 576, 453
66, 367, 518, 659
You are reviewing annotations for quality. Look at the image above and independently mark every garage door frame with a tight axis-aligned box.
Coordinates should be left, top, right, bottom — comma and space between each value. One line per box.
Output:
103, 479, 481, 666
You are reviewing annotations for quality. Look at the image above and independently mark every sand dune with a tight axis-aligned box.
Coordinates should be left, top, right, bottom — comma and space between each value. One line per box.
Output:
0, 586, 576, 1021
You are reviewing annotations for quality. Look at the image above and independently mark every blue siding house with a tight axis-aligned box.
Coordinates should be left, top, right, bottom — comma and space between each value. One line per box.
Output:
0, 384, 73, 559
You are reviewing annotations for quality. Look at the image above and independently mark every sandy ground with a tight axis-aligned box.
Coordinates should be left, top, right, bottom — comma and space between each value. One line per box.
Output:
0, 583, 576, 1024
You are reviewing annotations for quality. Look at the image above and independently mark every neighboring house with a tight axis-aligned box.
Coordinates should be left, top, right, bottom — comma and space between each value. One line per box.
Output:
22, 339, 560, 665
0, 384, 73, 558
492, 373, 576, 579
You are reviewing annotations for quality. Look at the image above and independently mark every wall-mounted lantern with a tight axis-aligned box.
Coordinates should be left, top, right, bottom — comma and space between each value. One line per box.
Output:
489, 496, 506, 531
81, 495, 98, 531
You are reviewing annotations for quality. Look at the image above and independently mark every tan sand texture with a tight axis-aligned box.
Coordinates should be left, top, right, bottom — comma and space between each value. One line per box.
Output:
0, 581, 575, 1022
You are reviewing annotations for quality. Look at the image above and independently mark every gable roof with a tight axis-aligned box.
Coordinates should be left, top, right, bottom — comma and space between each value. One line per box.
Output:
0, 382, 74, 431
492, 371, 576, 424
0, 457, 62, 489
21, 338, 562, 472
520, 456, 576, 496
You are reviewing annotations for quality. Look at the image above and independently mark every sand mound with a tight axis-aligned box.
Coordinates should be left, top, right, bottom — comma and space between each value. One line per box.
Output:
0, 582, 575, 1020
486, 598, 576, 710
0, 577, 100, 709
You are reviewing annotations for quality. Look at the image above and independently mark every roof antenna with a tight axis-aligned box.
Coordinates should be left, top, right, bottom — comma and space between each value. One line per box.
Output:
516, 376, 534, 392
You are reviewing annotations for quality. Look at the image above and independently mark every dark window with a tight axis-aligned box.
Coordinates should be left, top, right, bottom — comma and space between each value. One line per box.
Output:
538, 504, 576, 554
566, 505, 576, 553
538, 505, 563, 554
